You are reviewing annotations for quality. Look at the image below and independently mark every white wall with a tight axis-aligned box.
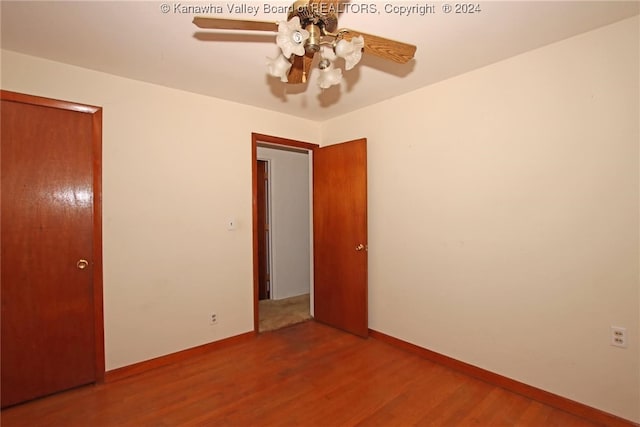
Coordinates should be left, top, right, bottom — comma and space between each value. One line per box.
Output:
322, 16, 639, 422
256, 146, 311, 300
0, 50, 321, 370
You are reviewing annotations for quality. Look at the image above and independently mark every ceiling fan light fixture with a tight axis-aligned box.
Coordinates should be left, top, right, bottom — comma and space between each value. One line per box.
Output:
317, 61, 342, 89
320, 45, 336, 61
335, 36, 364, 70
193, 4, 417, 95
276, 16, 310, 58
266, 53, 293, 82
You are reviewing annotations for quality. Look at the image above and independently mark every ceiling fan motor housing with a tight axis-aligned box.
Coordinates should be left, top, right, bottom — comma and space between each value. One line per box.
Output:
288, 0, 338, 33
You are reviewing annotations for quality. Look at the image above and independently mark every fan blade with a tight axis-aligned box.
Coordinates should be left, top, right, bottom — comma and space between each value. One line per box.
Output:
193, 17, 278, 32
287, 51, 315, 84
342, 30, 416, 64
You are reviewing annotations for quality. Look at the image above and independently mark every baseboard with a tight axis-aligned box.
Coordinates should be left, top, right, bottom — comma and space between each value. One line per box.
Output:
105, 331, 255, 383
369, 329, 638, 427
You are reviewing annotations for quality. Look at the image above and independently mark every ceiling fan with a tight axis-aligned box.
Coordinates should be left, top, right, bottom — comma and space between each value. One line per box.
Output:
193, 0, 417, 90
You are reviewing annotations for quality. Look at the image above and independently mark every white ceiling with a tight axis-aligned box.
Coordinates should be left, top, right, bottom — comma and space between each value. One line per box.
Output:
1, 1, 638, 121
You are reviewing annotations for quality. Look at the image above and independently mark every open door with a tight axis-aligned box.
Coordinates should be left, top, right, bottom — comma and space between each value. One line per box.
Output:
313, 138, 368, 337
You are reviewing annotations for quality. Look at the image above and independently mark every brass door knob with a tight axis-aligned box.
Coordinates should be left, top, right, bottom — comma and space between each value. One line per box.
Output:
355, 244, 365, 251
77, 259, 89, 270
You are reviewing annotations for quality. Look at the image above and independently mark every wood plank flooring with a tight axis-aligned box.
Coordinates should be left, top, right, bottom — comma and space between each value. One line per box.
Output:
1, 321, 608, 426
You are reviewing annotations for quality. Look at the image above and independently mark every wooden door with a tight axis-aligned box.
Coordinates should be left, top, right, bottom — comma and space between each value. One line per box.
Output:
257, 160, 270, 300
313, 138, 368, 337
1, 91, 104, 407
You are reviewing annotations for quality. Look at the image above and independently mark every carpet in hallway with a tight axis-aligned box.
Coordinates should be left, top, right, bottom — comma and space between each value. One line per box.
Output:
259, 293, 311, 332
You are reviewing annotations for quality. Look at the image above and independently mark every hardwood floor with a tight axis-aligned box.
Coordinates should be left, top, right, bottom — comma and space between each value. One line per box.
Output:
0, 321, 611, 426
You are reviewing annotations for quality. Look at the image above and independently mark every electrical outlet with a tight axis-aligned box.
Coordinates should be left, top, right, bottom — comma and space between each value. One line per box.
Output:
610, 326, 627, 348
210, 313, 218, 325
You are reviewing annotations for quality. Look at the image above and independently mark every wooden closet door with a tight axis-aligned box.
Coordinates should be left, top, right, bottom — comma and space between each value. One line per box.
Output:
1, 92, 103, 407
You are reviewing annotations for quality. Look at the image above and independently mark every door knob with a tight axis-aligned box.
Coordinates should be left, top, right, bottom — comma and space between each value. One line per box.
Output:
77, 259, 89, 270
355, 244, 365, 251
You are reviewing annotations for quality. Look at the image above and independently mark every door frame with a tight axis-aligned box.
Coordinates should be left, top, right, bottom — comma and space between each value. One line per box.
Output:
251, 133, 318, 332
1, 90, 105, 382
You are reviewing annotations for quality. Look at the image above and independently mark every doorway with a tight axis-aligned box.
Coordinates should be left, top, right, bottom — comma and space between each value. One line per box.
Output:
256, 143, 313, 332
251, 133, 369, 337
